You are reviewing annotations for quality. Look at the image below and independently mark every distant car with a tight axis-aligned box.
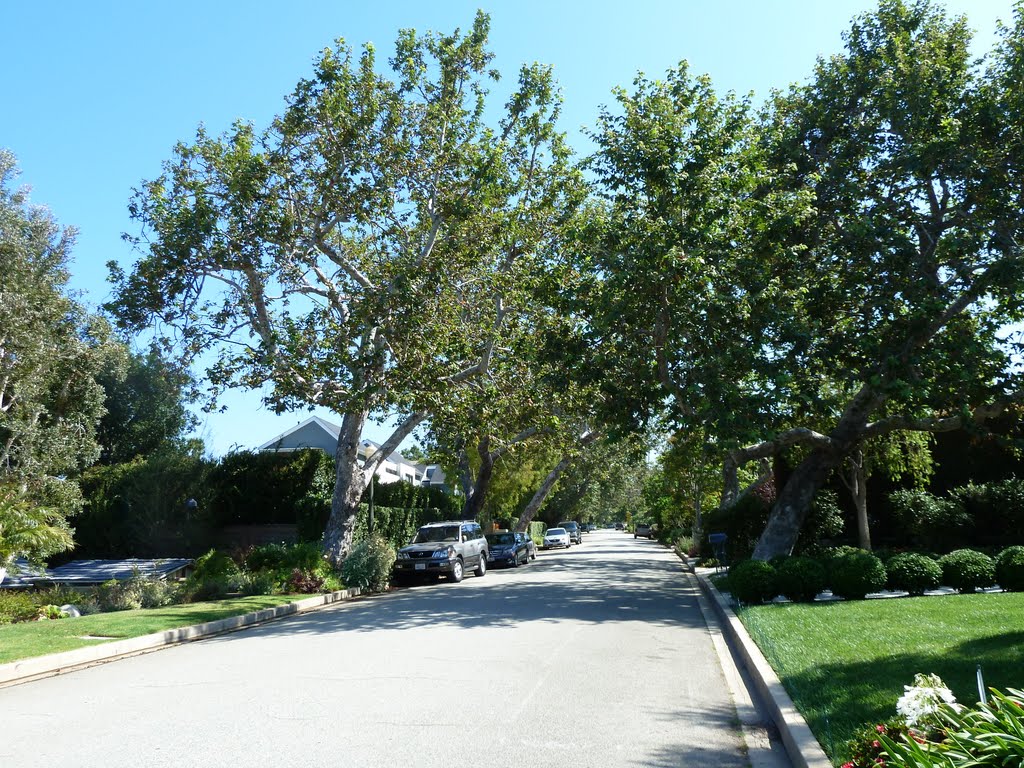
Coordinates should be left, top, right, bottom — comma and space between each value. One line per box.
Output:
558, 520, 583, 544
486, 530, 530, 567
615, 522, 625, 531
634, 523, 654, 539
543, 527, 571, 549
584, 523, 597, 532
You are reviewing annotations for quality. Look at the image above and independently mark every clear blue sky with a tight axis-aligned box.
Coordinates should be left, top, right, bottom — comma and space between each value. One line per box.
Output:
3, 0, 1016, 456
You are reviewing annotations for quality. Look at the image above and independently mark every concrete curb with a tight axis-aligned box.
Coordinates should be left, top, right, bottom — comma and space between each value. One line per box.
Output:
694, 571, 833, 768
0, 587, 364, 688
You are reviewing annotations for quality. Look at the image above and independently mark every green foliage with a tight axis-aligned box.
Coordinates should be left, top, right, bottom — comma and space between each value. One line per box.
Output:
996, 545, 1024, 592
844, 718, 911, 768
703, 493, 771, 562
886, 552, 942, 596
828, 551, 887, 600
939, 549, 996, 593
192, 549, 241, 580
775, 556, 826, 603
340, 535, 395, 593
0, 485, 75, 566
889, 488, 969, 552
94, 345, 198, 465
0, 152, 126, 563
0, 591, 40, 624
948, 478, 1024, 547
878, 688, 1024, 768
796, 489, 846, 554
727, 559, 778, 605
76, 446, 214, 559
93, 569, 179, 612
207, 449, 326, 526
243, 541, 326, 575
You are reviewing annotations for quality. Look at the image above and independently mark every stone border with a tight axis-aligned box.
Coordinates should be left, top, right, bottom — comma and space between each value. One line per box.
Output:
0, 587, 364, 689
693, 569, 834, 768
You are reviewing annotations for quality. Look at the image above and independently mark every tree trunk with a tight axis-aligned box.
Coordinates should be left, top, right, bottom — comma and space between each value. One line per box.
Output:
515, 455, 572, 532
751, 447, 840, 560
461, 437, 495, 520
843, 448, 871, 551
323, 408, 370, 567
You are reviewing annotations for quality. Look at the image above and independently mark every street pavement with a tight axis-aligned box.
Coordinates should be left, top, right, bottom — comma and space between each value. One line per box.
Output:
1, 530, 756, 767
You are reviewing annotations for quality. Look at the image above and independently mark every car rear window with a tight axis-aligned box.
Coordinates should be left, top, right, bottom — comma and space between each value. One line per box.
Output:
547, 528, 566, 535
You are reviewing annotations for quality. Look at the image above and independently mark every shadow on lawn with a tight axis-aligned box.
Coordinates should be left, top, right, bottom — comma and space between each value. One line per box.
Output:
769, 628, 1024, 759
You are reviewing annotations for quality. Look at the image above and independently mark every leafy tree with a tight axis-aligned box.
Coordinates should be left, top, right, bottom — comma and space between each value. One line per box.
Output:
0, 150, 125, 566
108, 14, 581, 564
728, 0, 1024, 559
95, 345, 198, 464
583, 1, 1024, 560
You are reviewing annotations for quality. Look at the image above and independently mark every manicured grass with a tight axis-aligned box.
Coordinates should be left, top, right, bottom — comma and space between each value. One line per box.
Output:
739, 592, 1024, 765
0, 595, 303, 665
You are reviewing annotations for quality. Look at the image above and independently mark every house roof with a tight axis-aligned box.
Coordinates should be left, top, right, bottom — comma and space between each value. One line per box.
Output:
257, 415, 339, 451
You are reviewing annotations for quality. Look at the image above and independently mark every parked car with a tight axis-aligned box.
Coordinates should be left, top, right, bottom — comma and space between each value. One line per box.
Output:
543, 527, 571, 549
584, 523, 597, 532
523, 534, 537, 561
486, 530, 530, 567
393, 521, 488, 583
614, 522, 625, 531
558, 520, 583, 544
634, 523, 654, 539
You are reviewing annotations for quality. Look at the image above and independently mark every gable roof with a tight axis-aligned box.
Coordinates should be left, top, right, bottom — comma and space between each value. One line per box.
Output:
257, 415, 340, 451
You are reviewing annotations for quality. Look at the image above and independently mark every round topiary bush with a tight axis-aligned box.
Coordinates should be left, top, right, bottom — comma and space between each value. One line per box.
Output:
341, 535, 396, 593
726, 559, 777, 604
775, 556, 826, 602
829, 551, 887, 600
939, 548, 996, 593
995, 546, 1024, 592
886, 552, 942, 596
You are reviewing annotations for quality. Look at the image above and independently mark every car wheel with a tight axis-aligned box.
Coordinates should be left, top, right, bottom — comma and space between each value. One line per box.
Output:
634, 533, 638, 538
449, 558, 464, 582
474, 554, 487, 577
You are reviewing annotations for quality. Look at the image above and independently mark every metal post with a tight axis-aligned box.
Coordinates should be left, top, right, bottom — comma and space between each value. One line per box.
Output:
977, 664, 986, 704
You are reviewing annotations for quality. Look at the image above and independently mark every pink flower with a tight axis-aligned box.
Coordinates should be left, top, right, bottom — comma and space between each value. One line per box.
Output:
876, 724, 886, 733
841, 763, 855, 768
872, 740, 881, 748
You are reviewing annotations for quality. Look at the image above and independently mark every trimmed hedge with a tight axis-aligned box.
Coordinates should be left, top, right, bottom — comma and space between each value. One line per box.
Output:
728, 559, 778, 604
996, 545, 1024, 591
886, 552, 942, 596
829, 551, 887, 600
939, 548, 996, 593
775, 556, 827, 603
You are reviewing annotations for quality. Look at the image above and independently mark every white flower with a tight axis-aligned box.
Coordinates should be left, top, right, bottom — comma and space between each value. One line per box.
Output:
896, 673, 957, 727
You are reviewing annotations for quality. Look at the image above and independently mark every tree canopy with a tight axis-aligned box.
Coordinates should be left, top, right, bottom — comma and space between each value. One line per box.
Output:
0, 150, 125, 565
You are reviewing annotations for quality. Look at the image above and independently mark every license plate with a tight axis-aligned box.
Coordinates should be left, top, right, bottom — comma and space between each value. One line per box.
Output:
415, 563, 426, 571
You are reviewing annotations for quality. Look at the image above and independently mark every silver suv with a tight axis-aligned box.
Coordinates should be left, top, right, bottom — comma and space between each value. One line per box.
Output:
393, 521, 488, 583
558, 520, 582, 545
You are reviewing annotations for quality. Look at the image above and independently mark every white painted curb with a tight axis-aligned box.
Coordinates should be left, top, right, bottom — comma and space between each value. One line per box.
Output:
695, 572, 833, 768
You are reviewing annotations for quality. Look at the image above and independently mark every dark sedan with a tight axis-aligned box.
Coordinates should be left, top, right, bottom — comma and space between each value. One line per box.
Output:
485, 531, 530, 567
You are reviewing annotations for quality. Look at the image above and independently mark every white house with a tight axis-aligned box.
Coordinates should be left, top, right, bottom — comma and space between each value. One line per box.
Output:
258, 415, 447, 488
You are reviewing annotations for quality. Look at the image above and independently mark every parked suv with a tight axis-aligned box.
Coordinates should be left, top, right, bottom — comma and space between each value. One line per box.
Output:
393, 521, 488, 583
558, 520, 582, 545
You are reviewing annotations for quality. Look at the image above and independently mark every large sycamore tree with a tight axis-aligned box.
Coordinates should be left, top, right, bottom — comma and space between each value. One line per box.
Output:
109, 14, 581, 564
584, 0, 1024, 559
0, 151, 125, 570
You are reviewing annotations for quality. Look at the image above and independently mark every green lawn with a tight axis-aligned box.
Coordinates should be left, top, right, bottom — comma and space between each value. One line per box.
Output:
739, 592, 1024, 765
0, 595, 303, 665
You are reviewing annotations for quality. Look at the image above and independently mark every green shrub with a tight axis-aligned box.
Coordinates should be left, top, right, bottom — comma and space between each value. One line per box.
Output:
286, 568, 326, 594
701, 494, 771, 562
726, 559, 777, 604
996, 545, 1024, 591
244, 541, 326, 574
94, 578, 143, 611
31, 584, 97, 614
939, 548, 996, 593
192, 549, 241, 580
775, 556, 826, 602
829, 551, 886, 600
0, 591, 40, 624
886, 552, 942, 596
340, 535, 395, 593
889, 487, 969, 551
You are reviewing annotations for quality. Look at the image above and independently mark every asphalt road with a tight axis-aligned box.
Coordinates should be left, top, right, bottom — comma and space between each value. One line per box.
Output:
1, 530, 751, 768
